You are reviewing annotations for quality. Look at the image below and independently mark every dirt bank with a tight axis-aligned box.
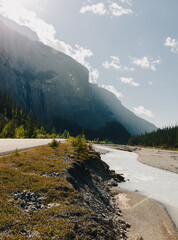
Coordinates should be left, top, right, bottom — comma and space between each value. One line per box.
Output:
134, 147, 178, 174
67, 151, 130, 239
112, 188, 178, 240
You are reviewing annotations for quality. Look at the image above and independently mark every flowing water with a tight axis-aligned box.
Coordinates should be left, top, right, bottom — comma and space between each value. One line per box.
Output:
100, 146, 178, 228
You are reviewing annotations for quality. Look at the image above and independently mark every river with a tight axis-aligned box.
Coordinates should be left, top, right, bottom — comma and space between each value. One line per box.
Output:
100, 146, 178, 228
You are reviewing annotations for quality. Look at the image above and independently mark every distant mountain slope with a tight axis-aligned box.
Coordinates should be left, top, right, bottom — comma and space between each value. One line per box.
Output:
0, 18, 157, 141
91, 85, 157, 135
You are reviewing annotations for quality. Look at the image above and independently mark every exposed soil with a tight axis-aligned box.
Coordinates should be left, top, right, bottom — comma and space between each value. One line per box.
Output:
67, 151, 130, 240
134, 147, 178, 174
113, 188, 178, 240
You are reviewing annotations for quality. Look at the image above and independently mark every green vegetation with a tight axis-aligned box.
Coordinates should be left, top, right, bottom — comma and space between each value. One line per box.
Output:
128, 125, 178, 149
11, 148, 20, 157
0, 90, 46, 138
0, 90, 71, 139
62, 129, 70, 139
0, 141, 106, 239
48, 138, 59, 148
68, 134, 88, 158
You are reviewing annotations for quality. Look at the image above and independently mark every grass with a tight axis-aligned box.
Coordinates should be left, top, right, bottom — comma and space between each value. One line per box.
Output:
0, 142, 103, 239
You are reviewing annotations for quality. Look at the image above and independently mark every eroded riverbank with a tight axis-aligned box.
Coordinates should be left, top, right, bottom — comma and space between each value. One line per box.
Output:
0, 142, 131, 239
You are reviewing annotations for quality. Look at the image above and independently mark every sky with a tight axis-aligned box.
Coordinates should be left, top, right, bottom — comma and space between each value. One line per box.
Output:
0, 0, 177, 128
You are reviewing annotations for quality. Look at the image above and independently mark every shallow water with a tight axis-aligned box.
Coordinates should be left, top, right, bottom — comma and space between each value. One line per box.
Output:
100, 146, 178, 228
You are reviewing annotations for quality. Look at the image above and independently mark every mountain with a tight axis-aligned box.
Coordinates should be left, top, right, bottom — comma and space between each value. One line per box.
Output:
0, 15, 39, 41
0, 18, 157, 141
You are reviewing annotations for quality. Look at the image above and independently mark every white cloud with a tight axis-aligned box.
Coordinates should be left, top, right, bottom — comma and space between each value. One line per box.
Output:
102, 85, 123, 99
0, 0, 99, 83
120, 77, 139, 86
134, 106, 154, 118
103, 56, 121, 70
165, 37, 178, 54
123, 66, 135, 72
103, 56, 135, 72
132, 56, 161, 71
60, 42, 99, 83
0, 0, 63, 51
109, 3, 133, 17
80, 3, 106, 15
90, 68, 100, 83
80, 1, 133, 17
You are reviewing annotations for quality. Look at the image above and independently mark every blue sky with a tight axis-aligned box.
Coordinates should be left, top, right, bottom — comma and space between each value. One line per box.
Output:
0, 0, 177, 128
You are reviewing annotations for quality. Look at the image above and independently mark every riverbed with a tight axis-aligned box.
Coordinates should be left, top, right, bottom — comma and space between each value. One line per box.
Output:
100, 146, 178, 229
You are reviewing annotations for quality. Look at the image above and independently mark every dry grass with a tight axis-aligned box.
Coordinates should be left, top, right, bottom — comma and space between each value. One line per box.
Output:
0, 142, 102, 239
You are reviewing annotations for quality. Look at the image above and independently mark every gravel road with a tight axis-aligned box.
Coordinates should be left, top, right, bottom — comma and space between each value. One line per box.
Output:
0, 139, 65, 156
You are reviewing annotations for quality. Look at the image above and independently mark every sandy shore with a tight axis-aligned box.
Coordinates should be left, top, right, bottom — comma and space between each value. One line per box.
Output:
112, 187, 178, 240
133, 147, 178, 174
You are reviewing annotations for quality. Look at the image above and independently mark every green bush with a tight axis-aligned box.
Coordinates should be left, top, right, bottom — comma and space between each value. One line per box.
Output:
62, 130, 70, 139
15, 125, 26, 138
11, 148, 20, 157
68, 134, 88, 157
48, 139, 59, 148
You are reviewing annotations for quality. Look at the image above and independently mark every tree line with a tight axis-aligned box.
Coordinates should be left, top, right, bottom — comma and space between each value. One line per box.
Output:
128, 125, 178, 149
0, 89, 130, 143
0, 90, 51, 138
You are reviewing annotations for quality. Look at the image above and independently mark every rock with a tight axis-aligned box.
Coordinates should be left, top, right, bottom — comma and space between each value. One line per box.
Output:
63, 156, 70, 163
28, 230, 41, 239
47, 203, 60, 208
121, 224, 126, 230
11, 190, 49, 212
42, 172, 61, 177
126, 222, 131, 228
107, 178, 118, 187
31, 196, 36, 202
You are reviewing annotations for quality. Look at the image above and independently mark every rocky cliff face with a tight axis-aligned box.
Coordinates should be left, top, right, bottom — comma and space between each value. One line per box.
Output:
0, 18, 157, 139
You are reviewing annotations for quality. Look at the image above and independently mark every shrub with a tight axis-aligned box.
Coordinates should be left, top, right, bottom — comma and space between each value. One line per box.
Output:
37, 134, 45, 139
11, 148, 20, 157
70, 134, 88, 157
62, 130, 70, 139
48, 139, 59, 148
15, 125, 26, 138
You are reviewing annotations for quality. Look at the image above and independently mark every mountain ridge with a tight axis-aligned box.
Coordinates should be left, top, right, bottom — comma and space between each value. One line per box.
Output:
0, 17, 157, 141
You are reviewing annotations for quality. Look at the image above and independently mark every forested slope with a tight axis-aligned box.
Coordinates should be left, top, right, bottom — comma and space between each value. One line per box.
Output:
128, 126, 178, 149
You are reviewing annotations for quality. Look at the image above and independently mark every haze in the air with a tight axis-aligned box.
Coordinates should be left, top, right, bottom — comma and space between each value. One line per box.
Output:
0, 0, 177, 128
